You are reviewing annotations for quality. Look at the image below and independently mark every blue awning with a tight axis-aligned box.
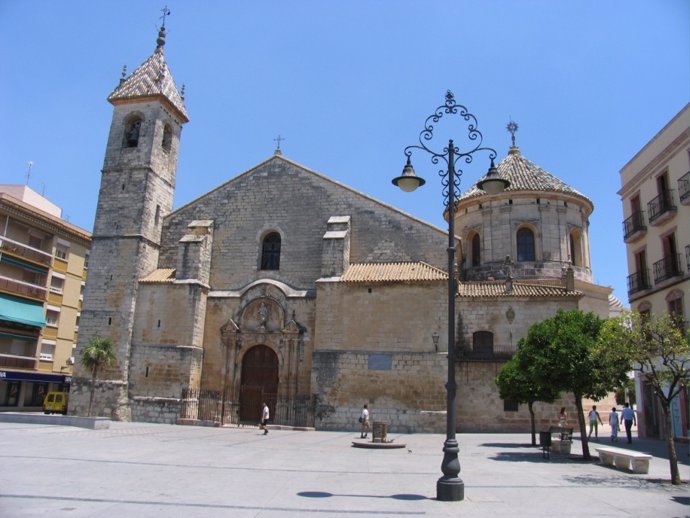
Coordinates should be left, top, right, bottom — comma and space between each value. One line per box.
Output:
0, 294, 46, 328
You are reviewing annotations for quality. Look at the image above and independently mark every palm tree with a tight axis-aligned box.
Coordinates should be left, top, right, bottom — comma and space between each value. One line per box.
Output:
80, 336, 116, 417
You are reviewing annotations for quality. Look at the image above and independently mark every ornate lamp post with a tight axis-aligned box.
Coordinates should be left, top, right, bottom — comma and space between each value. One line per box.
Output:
393, 91, 509, 501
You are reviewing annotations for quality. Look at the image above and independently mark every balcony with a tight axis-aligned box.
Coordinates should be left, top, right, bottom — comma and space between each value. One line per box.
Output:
627, 269, 651, 296
679, 172, 690, 205
685, 245, 690, 273
456, 343, 517, 362
0, 236, 52, 266
0, 353, 38, 370
0, 275, 48, 302
622, 211, 647, 242
653, 254, 683, 284
647, 190, 677, 225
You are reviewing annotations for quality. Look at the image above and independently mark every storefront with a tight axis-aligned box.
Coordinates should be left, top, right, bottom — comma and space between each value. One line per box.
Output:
0, 370, 71, 410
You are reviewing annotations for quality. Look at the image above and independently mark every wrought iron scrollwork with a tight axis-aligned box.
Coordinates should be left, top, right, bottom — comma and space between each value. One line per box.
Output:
403, 90, 497, 207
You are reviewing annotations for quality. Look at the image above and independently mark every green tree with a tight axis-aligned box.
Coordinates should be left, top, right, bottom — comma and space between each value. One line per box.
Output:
521, 310, 630, 460
599, 311, 690, 485
80, 336, 116, 417
496, 342, 559, 445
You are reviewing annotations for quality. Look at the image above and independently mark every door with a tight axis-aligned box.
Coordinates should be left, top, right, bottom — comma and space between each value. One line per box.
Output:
239, 345, 278, 423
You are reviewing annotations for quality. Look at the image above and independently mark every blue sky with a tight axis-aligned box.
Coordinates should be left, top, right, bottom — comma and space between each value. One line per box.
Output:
1, 0, 688, 303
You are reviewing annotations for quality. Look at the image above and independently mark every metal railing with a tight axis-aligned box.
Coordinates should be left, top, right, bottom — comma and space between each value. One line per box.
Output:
0, 236, 53, 266
0, 275, 48, 301
622, 211, 646, 240
456, 343, 517, 361
0, 353, 38, 369
647, 189, 676, 223
653, 254, 682, 284
627, 269, 651, 295
179, 388, 314, 428
678, 171, 690, 203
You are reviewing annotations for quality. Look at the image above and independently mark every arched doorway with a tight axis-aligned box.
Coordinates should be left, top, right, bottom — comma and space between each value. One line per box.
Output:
239, 345, 278, 423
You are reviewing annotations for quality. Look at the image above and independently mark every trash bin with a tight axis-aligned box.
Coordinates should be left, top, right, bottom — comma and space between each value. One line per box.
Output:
539, 431, 551, 448
372, 422, 388, 443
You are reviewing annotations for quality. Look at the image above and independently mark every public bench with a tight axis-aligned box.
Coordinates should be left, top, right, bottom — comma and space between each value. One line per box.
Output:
540, 426, 574, 459
594, 446, 652, 474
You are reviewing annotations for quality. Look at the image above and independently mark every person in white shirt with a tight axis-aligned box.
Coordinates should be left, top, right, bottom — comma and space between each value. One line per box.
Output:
260, 402, 270, 435
620, 402, 637, 444
588, 405, 603, 439
360, 404, 370, 439
609, 407, 619, 442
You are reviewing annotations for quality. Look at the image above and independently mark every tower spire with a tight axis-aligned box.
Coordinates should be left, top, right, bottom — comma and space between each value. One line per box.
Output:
506, 120, 519, 149
157, 6, 171, 48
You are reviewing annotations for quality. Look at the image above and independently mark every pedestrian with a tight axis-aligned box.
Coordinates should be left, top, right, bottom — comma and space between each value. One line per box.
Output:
588, 405, 603, 439
558, 407, 568, 427
360, 404, 370, 439
260, 402, 269, 435
620, 402, 637, 444
609, 407, 619, 442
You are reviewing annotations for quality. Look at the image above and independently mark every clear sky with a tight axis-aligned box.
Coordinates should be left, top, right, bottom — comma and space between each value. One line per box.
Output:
1, 0, 688, 304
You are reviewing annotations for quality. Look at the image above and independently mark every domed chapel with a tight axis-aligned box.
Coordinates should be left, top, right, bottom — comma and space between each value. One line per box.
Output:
70, 24, 618, 432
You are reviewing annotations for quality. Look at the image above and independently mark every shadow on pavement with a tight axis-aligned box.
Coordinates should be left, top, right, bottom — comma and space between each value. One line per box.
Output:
479, 442, 535, 448
298, 491, 428, 501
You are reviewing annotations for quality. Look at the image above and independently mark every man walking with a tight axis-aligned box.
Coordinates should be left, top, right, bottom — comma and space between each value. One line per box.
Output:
588, 405, 603, 439
620, 402, 636, 444
260, 402, 270, 435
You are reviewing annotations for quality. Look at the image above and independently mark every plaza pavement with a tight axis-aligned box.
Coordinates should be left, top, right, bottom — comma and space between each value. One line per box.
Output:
0, 418, 688, 518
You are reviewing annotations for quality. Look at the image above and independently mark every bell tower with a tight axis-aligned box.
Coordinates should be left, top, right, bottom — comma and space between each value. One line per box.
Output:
71, 23, 189, 420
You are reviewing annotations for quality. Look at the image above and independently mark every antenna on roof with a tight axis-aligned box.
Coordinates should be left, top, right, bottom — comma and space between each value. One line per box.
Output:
26, 161, 33, 185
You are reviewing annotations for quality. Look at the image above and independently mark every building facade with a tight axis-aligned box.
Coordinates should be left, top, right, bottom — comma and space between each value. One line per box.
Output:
70, 26, 620, 432
0, 185, 91, 410
618, 103, 690, 440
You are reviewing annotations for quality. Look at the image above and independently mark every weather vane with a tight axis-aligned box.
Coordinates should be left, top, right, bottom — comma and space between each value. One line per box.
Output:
160, 5, 171, 28
506, 120, 519, 148
274, 134, 285, 151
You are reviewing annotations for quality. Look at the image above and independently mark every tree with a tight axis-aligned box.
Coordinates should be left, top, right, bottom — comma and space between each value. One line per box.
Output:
520, 310, 630, 460
599, 311, 690, 485
80, 336, 116, 417
496, 342, 559, 445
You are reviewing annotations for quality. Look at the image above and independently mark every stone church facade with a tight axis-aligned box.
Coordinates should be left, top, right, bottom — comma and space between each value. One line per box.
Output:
70, 26, 617, 433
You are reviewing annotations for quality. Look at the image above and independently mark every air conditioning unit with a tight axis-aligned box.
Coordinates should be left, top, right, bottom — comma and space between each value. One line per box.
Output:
67, 356, 75, 365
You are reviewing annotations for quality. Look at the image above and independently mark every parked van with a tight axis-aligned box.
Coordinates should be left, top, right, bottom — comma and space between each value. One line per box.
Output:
43, 391, 68, 415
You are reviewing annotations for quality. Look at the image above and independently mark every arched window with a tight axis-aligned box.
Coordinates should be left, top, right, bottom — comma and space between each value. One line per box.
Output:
123, 116, 142, 148
516, 227, 535, 262
260, 232, 281, 270
569, 230, 582, 267
471, 233, 481, 267
472, 331, 494, 357
162, 124, 172, 152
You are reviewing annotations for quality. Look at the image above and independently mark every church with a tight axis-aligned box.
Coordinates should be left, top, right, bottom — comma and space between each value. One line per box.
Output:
69, 24, 618, 433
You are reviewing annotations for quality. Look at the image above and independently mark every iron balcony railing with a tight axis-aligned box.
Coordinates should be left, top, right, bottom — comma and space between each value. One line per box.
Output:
679, 171, 690, 203
653, 254, 683, 284
0, 275, 48, 301
627, 269, 651, 295
0, 236, 53, 266
456, 343, 517, 362
622, 211, 646, 240
647, 189, 677, 223
0, 353, 38, 370
686, 245, 690, 273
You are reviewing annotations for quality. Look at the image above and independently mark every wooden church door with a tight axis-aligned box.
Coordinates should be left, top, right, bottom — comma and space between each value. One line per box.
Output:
239, 345, 278, 423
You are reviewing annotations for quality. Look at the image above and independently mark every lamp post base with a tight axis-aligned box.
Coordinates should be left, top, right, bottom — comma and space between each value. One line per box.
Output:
437, 476, 464, 501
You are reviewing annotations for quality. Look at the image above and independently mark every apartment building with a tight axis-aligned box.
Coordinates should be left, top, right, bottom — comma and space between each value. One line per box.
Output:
0, 185, 91, 410
618, 103, 690, 439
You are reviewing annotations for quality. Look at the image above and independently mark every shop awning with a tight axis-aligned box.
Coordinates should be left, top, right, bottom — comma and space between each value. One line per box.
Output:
0, 294, 46, 328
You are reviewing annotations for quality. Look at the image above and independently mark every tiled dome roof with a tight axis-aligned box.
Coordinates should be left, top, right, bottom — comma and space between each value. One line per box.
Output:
459, 147, 591, 206
108, 27, 189, 122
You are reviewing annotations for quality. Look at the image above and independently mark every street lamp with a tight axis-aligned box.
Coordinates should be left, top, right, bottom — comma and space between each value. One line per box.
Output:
393, 90, 509, 501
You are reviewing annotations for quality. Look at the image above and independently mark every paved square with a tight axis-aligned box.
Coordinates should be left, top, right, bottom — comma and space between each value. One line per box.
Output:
1, 421, 687, 517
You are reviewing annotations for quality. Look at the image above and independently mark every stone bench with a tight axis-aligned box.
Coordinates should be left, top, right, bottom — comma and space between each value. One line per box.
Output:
595, 446, 652, 474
